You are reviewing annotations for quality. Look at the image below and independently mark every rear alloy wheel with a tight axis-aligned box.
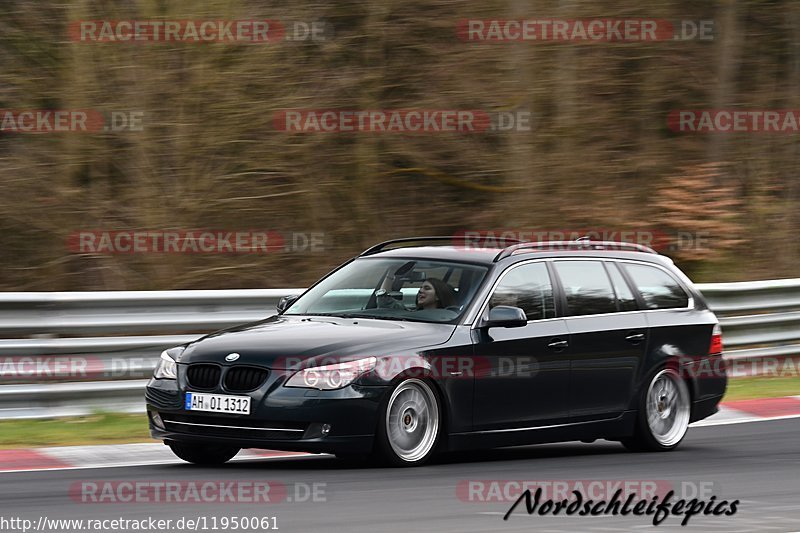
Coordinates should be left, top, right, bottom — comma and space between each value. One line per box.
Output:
167, 442, 240, 465
376, 378, 442, 466
623, 368, 691, 452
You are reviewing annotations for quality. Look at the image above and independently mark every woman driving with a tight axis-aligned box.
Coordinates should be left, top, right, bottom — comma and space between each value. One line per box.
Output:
415, 278, 457, 310
377, 271, 457, 310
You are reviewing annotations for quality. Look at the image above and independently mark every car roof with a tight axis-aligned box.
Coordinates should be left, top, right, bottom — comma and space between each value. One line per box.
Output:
361, 245, 502, 265
361, 245, 674, 268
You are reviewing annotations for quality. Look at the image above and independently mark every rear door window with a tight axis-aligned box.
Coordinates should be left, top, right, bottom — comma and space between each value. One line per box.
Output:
623, 263, 689, 309
553, 261, 617, 316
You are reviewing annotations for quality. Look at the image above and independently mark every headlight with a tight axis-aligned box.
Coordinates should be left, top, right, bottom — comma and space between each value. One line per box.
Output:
153, 348, 182, 379
285, 357, 377, 390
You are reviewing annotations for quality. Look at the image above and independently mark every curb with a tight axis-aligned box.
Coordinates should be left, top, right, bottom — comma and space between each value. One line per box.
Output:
0, 444, 314, 473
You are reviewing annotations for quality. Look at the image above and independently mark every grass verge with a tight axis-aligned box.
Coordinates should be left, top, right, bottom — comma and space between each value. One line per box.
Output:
722, 375, 800, 402
0, 412, 150, 449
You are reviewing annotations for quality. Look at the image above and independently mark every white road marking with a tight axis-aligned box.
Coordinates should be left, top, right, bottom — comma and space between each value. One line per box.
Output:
691, 413, 800, 427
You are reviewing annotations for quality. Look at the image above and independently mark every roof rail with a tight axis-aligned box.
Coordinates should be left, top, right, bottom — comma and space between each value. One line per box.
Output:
361, 236, 523, 256
494, 240, 658, 261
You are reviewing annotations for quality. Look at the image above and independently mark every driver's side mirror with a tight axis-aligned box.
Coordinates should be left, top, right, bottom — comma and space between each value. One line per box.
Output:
482, 305, 528, 328
276, 294, 300, 314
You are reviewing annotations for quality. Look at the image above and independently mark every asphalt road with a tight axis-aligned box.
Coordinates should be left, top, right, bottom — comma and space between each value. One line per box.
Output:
1, 419, 799, 532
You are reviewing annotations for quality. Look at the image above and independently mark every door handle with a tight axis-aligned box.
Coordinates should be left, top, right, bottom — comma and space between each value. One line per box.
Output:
547, 339, 569, 351
625, 333, 645, 344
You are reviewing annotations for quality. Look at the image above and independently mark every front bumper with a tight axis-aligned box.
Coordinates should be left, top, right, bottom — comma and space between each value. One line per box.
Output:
145, 373, 387, 454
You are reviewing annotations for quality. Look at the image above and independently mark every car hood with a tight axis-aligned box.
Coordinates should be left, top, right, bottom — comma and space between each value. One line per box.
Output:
178, 315, 457, 368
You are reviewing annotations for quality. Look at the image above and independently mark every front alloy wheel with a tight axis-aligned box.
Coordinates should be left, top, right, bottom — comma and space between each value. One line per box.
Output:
376, 378, 442, 466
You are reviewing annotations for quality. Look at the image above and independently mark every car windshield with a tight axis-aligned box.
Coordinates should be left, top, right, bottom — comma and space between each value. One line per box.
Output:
284, 257, 489, 323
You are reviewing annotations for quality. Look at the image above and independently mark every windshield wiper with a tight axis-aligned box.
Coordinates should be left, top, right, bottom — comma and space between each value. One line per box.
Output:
304, 313, 412, 321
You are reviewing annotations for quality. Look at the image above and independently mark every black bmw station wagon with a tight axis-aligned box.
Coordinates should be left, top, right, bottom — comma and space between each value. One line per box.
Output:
146, 237, 727, 466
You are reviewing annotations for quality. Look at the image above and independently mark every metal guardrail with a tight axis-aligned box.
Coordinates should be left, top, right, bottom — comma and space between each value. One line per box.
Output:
0, 289, 304, 419
0, 289, 305, 335
0, 280, 797, 419
695, 279, 800, 359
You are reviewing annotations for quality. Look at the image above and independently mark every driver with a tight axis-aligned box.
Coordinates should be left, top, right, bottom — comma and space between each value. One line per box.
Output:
415, 278, 457, 310
377, 275, 457, 310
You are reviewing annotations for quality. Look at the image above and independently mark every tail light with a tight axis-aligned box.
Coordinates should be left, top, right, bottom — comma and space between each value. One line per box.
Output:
709, 323, 723, 355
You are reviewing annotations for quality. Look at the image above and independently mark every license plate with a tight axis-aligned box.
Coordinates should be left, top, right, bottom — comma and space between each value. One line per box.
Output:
185, 392, 251, 415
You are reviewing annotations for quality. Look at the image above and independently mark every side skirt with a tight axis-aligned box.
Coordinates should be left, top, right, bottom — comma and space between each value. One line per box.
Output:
446, 411, 637, 451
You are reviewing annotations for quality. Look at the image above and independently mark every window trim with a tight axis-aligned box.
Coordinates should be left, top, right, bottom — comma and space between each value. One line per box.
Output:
466, 257, 693, 328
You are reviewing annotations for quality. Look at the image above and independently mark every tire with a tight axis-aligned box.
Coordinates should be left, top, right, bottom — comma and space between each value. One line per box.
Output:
374, 378, 442, 467
167, 442, 240, 465
622, 368, 691, 452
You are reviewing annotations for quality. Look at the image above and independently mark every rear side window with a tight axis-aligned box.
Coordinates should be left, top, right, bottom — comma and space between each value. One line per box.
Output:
553, 261, 617, 316
489, 262, 556, 321
606, 262, 638, 311
623, 263, 689, 309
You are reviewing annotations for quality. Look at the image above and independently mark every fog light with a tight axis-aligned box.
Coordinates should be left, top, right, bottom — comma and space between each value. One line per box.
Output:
150, 411, 165, 429
321, 424, 331, 436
